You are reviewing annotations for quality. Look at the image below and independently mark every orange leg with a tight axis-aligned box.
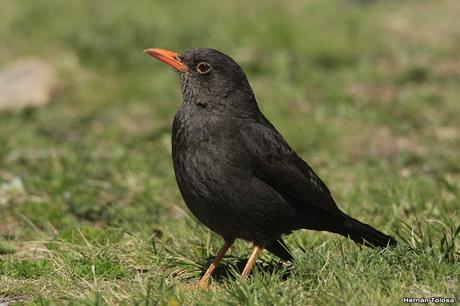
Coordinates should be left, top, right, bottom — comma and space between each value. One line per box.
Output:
241, 245, 264, 279
198, 239, 234, 289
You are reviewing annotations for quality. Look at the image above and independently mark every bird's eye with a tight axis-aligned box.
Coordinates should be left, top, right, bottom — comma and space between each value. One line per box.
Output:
196, 62, 211, 74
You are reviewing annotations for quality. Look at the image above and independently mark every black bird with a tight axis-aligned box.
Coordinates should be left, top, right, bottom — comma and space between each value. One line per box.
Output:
144, 48, 397, 288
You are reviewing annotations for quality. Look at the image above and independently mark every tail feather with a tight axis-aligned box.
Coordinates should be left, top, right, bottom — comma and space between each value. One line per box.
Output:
340, 215, 397, 248
265, 238, 294, 261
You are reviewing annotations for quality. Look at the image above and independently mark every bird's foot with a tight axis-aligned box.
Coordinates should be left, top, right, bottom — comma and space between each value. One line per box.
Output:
177, 280, 209, 292
197, 279, 210, 289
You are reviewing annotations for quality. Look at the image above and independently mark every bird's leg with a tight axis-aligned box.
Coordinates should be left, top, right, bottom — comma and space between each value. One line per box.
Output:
241, 245, 264, 279
197, 239, 234, 289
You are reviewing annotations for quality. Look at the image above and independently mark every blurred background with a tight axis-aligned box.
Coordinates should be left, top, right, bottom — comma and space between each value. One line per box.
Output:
0, 0, 459, 304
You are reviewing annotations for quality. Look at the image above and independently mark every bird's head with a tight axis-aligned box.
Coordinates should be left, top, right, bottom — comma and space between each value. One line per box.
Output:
145, 48, 259, 115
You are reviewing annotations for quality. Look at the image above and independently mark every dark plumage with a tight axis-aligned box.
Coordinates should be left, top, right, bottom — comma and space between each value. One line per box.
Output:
144, 47, 397, 288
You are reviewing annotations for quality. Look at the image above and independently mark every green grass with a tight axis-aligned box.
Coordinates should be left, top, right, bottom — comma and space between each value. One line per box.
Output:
1, 0, 459, 304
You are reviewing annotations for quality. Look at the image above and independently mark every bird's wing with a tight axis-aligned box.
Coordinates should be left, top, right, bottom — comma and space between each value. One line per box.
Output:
241, 117, 341, 215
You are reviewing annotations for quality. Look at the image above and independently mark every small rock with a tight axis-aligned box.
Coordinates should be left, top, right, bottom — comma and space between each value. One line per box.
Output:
399, 168, 412, 178
0, 59, 57, 111
0, 176, 26, 206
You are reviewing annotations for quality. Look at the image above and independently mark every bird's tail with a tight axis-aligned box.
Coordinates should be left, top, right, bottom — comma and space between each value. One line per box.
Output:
339, 214, 397, 248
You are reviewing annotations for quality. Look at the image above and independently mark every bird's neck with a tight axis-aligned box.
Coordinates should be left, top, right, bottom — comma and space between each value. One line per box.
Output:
181, 92, 261, 122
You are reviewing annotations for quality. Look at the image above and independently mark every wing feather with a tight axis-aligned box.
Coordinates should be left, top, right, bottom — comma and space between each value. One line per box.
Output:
241, 117, 340, 215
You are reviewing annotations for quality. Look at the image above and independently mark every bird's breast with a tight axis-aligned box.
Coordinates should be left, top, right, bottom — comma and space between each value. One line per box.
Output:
171, 109, 251, 199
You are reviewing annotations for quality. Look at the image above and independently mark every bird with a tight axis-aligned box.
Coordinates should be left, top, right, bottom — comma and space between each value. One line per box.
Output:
144, 47, 397, 289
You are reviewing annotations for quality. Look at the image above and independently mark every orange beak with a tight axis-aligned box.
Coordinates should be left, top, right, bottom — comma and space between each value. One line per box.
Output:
144, 48, 189, 72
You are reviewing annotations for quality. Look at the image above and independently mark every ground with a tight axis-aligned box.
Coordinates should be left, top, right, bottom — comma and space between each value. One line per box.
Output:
0, 0, 459, 305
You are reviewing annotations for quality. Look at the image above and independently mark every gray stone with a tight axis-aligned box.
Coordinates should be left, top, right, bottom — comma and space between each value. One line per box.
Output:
0, 176, 26, 206
0, 59, 57, 111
